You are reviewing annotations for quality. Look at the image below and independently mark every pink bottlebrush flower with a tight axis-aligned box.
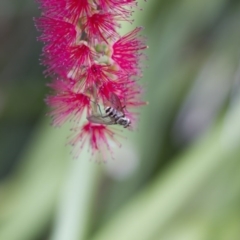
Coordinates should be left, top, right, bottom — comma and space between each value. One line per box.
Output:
46, 78, 91, 126
98, 81, 125, 101
35, 17, 77, 77
35, 0, 147, 160
84, 13, 120, 43
35, 17, 77, 48
43, 42, 94, 78
111, 27, 146, 75
69, 122, 122, 160
82, 63, 123, 91
36, 0, 66, 17
123, 80, 146, 108
36, 0, 92, 23
63, 0, 92, 24
62, 42, 95, 79
97, 0, 137, 17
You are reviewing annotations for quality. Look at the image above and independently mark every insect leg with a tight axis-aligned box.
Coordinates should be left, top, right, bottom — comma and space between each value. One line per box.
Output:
96, 102, 103, 116
89, 99, 104, 116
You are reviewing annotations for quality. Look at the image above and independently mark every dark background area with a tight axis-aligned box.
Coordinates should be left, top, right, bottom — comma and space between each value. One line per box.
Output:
0, 0, 46, 178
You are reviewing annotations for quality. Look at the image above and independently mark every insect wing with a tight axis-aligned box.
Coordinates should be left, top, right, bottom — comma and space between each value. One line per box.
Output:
109, 92, 124, 112
87, 115, 115, 125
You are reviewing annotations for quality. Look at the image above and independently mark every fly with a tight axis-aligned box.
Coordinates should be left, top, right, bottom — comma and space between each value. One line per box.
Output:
87, 92, 131, 128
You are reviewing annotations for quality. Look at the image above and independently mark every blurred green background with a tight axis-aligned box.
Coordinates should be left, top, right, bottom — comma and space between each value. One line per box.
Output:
1, 0, 240, 239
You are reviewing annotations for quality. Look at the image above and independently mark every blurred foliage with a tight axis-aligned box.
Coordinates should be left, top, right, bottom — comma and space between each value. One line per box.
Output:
1, 0, 240, 240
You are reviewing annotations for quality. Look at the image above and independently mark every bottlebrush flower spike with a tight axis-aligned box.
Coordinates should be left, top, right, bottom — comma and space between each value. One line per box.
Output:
35, 0, 148, 160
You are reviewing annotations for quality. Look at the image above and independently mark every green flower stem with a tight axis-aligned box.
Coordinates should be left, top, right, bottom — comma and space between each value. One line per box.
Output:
50, 150, 101, 240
